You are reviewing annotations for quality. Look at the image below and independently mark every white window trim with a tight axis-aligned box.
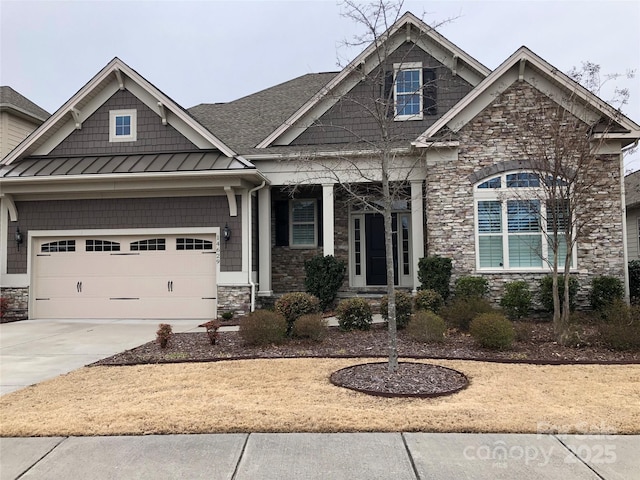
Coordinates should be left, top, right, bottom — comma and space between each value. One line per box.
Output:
473, 171, 578, 272
393, 61, 423, 121
109, 109, 137, 142
289, 199, 317, 248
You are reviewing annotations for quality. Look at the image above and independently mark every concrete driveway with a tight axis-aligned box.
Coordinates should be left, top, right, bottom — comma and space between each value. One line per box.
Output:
0, 319, 202, 395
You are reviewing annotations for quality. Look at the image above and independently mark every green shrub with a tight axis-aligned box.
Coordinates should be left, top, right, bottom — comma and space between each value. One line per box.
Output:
599, 299, 640, 351
629, 260, 640, 303
538, 275, 580, 313
274, 292, 320, 336
156, 323, 172, 349
454, 276, 489, 299
500, 281, 532, 319
590, 276, 624, 312
417, 256, 452, 301
380, 290, 413, 329
469, 313, 515, 350
239, 310, 287, 346
414, 289, 444, 313
304, 254, 347, 311
221, 311, 234, 321
291, 313, 328, 342
336, 298, 373, 331
440, 297, 494, 331
406, 310, 446, 343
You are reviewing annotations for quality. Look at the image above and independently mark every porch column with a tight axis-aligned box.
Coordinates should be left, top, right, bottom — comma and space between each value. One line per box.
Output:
322, 183, 335, 256
258, 186, 272, 296
411, 180, 425, 293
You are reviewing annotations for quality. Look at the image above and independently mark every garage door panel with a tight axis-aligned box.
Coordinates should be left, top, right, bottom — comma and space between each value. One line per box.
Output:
33, 233, 217, 320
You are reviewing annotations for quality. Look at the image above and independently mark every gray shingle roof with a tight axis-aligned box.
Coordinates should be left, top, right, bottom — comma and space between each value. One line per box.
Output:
188, 72, 337, 152
0, 86, 50, 121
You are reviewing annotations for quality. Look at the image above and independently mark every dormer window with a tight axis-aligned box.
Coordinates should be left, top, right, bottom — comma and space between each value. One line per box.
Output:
387, 63, 437, 121
109, 109, 137, 142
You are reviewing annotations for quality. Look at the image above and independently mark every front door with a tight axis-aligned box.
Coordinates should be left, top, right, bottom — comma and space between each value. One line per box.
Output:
365, 214, 398, 286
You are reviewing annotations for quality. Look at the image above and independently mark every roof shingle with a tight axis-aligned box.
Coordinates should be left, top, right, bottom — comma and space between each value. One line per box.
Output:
188, 72, 337, 152
0, 86, 50, 121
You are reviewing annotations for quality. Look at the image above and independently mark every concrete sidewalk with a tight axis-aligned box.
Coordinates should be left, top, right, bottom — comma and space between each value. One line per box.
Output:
1, 433, 637, 480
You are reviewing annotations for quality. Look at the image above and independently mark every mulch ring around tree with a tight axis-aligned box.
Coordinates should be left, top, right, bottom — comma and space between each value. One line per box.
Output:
329, 361, 469, 397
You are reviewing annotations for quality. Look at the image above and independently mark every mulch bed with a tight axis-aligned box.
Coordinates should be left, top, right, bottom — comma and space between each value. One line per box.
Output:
329, 362, 469, 397
92, 322, 639, 367
90, 322, 639, 397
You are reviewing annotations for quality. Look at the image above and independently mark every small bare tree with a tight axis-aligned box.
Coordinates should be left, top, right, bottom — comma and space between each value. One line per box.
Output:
515, 63, 633, 343
286, 1, 457, 372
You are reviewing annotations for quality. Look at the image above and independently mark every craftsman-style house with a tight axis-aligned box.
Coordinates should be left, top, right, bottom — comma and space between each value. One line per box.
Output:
1, 13, 638, 320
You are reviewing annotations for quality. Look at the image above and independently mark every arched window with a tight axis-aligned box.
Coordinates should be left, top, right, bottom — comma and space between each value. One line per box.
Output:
474, 171, 574, 270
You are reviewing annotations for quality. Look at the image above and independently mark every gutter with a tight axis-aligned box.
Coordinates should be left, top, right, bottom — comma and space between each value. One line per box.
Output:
247, 181, 267, 312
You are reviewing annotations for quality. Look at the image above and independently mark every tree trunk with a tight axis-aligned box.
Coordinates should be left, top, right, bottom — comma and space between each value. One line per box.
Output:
382, 155, 398, 373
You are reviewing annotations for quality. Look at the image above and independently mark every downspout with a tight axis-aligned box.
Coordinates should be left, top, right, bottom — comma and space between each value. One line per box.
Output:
247, 181, 266, 312
621, 139, 638, 303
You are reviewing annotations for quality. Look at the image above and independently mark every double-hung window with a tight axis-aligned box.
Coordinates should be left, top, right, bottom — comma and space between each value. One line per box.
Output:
390, 62, 437, 120
475, 171, 574, 270
109, 109, 137, 142
290, 199, 317, 247
395, 63, 422, 119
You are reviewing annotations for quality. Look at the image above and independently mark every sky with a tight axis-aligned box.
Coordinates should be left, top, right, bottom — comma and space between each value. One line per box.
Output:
1, 0, 639, 169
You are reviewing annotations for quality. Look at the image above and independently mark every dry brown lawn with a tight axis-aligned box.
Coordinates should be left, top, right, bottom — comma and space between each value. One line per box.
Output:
1, 358, 638, 437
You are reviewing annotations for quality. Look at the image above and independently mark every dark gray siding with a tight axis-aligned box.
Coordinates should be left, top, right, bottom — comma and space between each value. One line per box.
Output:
292, 43, 473, 145
50, 89, 197, 156
7, 196, 242, 273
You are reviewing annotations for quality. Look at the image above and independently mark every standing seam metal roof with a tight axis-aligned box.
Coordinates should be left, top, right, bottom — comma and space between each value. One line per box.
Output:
0, 151, 252, 178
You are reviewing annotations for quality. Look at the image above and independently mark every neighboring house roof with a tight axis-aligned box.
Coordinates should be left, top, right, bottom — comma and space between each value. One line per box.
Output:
189, 72, 338, 152
626, 170, 640, 208
1, 58, 238, 166
415, 46, 640, 147
0, 86, 50, 122
256, 11, 491, 149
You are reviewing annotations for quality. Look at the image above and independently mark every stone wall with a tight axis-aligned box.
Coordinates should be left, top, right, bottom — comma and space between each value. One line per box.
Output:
0, 287, 28, 322
426, 81, 624, 306
217, 286, 251, 318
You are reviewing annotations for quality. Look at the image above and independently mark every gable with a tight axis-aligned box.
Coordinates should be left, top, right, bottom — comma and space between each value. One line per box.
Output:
258, 12, 489, 148
1, 58, 237, 166
416, 47, 640, 148
49, 89, 196, 156
291, 43, 474, 146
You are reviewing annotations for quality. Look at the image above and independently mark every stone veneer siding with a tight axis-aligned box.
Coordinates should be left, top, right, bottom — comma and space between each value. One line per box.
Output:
7, 196, 242, 274
0, 287, 28, 322
217, 286, 251, 318
426, 82, 624, 306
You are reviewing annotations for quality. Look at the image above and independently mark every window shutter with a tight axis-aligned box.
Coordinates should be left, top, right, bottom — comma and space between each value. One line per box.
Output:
275, 200, 289, 246
422, 68, 437, 115
317, 199, 323, 247
383, 70, 394, 118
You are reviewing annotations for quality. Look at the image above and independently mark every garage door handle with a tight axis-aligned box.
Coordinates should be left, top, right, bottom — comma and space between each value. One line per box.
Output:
77, 281, 82, 293
168, 281, 173, 292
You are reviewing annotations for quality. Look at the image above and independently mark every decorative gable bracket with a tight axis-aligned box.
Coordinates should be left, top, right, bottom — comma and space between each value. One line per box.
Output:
70, 108, 82, 130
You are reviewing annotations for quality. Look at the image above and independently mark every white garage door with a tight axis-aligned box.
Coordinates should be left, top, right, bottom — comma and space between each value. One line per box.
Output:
32, 233, 217, 319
